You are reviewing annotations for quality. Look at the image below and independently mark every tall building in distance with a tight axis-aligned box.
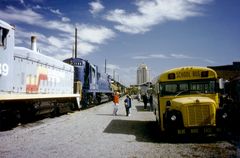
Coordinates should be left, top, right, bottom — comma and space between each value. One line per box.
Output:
137, 63, 150, 85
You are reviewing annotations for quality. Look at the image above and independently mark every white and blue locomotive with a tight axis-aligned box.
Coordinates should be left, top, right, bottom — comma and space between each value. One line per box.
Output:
63, 57, 113, 107
0, 19, 81, 127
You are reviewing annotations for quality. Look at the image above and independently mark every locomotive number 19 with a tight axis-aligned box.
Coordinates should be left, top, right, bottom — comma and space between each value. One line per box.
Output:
0, 63, 9, 76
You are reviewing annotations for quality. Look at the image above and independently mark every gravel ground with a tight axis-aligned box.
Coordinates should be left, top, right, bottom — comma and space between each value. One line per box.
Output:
0, 97, 239, 158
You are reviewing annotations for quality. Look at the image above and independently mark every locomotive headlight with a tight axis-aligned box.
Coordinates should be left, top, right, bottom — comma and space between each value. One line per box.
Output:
171, 115, 177, 121
222, 113, 228, 119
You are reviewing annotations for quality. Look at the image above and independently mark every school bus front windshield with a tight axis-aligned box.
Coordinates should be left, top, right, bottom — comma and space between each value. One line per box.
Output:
160, 79, 216, 97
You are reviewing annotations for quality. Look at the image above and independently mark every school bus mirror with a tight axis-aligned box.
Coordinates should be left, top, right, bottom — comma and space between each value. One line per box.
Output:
219, 78, 224, 89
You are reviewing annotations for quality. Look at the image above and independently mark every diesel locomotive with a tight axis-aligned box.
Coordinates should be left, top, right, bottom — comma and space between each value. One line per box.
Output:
63, 57, 113, 107
0, 19, 82, 128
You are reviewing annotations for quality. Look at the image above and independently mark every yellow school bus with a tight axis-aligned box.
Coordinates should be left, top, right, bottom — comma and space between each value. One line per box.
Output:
152, 66, 219, 135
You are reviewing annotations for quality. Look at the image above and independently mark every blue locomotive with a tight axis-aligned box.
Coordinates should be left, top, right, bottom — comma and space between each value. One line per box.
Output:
63, 57, 113, 107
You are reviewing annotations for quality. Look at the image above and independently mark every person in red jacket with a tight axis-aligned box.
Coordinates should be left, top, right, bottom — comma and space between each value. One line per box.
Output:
112, 92, 119, 115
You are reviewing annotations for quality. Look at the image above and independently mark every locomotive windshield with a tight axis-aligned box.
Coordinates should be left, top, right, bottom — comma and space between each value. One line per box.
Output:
73, 62, 82, 66
160, 79, 216, 96
0, 27, 9, 46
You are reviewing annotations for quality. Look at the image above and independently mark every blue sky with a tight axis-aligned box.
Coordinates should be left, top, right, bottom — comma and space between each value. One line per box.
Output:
1, 0, 240, 86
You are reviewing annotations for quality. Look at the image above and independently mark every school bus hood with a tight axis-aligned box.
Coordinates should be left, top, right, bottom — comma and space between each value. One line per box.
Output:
171, 96, 216, 127
171, 96, 215, 107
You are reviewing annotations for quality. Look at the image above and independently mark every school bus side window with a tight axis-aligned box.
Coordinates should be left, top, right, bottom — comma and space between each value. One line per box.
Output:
179, 83, 188, 91
0, 27, 9, 47
165, 84, 177, 95
191, 81, 216, 93
159, 84, 163, 96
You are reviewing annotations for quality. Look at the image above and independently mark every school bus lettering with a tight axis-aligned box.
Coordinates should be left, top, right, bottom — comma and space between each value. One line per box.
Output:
174, 70, 207, 79
192, 70, 201, 77
176, 71, 191, 79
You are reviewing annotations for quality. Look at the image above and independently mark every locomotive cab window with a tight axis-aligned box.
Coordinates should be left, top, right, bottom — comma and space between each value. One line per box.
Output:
0, 27, 9, 47
73, 62, 82, 66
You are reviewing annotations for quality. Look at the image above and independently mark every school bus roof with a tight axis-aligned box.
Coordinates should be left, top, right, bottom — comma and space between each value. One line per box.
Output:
152, 66, 218, 83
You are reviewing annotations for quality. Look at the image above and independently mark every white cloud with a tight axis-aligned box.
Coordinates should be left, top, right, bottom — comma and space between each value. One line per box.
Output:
132, 53, 168, 59
50, 8, 62, 15
105, 63, 136, 86
15, 28, 48, 45
19, 0, 25, 5
33, 5, 41, 9
0, 6, 43, 25
118, 66, 137, 85
78, 41, 97, 56
14, 28, 72, 57
0, 6, 73, 33
132, 56, 150, 59
187, 0, 213, 4
48, 36, 63, 48
54, 53, 73, 61
149, 54, 169, 59
171, 53, 193, 59
106, 64, 120, 70
77, 25, 115, 44
89, 0, 104, 15
0, 6, 115, 56
105, 0, 212, 34
32, 5, 69, 22
131, 52, 216, 69
43, 20, 74, 33
203, 59, 216, 64
62, 17, 70, 22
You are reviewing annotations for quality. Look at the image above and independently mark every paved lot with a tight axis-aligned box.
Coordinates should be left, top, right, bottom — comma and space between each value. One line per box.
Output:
0, 97, 238, 158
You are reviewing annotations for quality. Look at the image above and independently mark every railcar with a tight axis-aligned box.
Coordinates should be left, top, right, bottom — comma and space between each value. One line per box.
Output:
0, 19, 81, 128
63, 57, 113, 107
111, 80, 127, 97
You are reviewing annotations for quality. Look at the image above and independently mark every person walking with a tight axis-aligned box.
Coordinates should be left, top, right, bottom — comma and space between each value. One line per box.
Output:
137, 93, 141, 102
149, 94, 153, 111
124, 95, 132, 116
143, 93, 148, 110
112, 92, 119, 115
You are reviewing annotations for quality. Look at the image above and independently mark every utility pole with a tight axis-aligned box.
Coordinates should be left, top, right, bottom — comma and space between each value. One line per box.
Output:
113, 69, 115, 80
75, 27, 77, 58
72, 45, 75, 58
105, 59, 107, 73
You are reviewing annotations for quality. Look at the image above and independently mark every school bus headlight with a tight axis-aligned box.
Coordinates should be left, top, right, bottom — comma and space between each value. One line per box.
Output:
171, 115, 177, 121
222, 113, 228, 119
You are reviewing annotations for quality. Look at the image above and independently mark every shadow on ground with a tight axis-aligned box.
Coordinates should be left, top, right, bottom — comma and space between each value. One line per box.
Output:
103, 119, 228, 144
135, 105, 152, 112
96, 114, 126, 117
